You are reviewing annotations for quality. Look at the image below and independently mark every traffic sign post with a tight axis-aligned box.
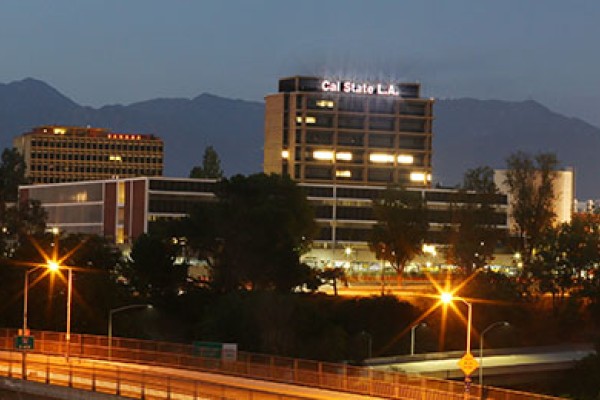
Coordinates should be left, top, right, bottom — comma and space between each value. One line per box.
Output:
458, 352, 479, 398
14, 335, 34, 350
15, 335, 34, 381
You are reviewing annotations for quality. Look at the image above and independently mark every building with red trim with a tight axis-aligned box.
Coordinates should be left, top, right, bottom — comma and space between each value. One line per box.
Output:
13, 125, 163, 184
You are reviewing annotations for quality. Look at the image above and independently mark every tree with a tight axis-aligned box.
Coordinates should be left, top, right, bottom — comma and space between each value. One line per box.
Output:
0, 200, 47, 258
184, 173, 317, 292
446, 167, 504, 275
189, 146, 224, 179
123, 234, 188, 301
369, 187, 428, 277
532, 214, 600, 308
504, 151, 559, 264
462, 165, 497, 194
0, 148, 28, 203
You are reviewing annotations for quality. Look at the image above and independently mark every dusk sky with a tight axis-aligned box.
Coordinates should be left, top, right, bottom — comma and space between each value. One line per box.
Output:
2, 1, 600, 125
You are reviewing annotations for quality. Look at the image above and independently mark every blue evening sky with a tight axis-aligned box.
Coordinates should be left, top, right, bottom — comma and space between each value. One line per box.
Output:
2, 1, 599, 125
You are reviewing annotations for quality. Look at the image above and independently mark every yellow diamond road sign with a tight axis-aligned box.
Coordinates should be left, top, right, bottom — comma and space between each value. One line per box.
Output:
458, 352, 479, 376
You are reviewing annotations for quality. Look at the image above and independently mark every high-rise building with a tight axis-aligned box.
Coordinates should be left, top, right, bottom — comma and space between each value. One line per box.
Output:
264, 76, 434, 187
13, 125, 164, 184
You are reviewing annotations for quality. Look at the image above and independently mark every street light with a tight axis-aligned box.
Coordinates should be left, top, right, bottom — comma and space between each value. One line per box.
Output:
21, 267, 40, 380
441, 292, 473, 398
21, 261, 65, 377
410, 322, 427, 356
479, 321, 510, 388
108, 304, 153, 360
44, 258, 73, 360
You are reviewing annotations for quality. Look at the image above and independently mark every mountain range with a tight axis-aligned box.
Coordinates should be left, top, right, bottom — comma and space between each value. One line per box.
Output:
1, 78, 598, 198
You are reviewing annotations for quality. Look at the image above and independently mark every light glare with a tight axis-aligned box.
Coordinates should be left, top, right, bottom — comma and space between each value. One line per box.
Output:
441, 292, 453, 304
47, 261, 60, 271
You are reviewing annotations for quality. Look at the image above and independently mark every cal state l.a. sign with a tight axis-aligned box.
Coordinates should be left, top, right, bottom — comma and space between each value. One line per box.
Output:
321, 80, 400, 96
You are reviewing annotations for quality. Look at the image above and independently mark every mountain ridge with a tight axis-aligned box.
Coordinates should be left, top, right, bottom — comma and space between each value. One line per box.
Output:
1, 78, 598, 198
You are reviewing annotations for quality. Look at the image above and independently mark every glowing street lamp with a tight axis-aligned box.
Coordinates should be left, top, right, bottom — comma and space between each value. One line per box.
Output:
441, 292, 474, 398
21, 259, 66, 378
44, 258, 73, 359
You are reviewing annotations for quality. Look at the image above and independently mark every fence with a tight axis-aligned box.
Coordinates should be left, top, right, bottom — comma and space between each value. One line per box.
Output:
0, 328, 564, 400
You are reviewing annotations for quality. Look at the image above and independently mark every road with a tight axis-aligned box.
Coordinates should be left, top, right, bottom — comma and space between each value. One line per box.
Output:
0, 350, 389, 400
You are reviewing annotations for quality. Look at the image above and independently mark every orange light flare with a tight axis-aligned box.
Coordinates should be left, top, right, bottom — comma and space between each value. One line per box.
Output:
7, 235, 95, 315
378, 268, 517, 356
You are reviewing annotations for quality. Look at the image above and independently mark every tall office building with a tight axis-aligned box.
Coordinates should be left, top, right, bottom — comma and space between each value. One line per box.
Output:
13, 125, 164, 184
264, 76, 434, 187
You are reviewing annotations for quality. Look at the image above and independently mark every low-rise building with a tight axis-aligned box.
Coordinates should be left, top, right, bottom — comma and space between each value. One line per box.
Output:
14, 125, 164, 184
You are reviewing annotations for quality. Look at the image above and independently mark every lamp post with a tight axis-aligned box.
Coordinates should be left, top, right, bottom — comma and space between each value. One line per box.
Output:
21, 267, 38, 380
410, 322, 427, 356
45, 260, 73, 360
441, 292, 473, 398
108, 304, 152, 360
65, 267, 72, 360
22, 268, 38, 338
22, 261, 60, 377
479, 321, 509, 388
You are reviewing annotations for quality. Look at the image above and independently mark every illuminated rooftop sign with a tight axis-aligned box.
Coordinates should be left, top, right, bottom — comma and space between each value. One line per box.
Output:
321, 80, 400, 96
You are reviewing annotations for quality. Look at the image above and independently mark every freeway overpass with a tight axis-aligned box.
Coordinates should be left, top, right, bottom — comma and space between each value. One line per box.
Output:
367, 343, 594, 386
0, 328, 567, 400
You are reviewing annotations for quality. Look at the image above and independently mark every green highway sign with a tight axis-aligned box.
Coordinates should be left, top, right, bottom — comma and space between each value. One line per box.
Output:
14, 335, 34, 350
193, 341, 222, 358
193, 341, 238, 361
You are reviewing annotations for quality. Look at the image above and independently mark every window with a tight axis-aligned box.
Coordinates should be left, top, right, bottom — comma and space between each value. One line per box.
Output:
369, 153, 394, 163
307, 96, 335, 110
401, 119, 426, 133
305, 131, 333, 145
399, 136, 426, 150
369, 99, 395, 114
338, 98, 365, 112
338, 116, 364, 130
399, 102, 426, 116
369, 117, 395, 131
369, 134, 395, 148
337, 132, 364, 147
368, 168, 394, 182
305, 166, 332, 180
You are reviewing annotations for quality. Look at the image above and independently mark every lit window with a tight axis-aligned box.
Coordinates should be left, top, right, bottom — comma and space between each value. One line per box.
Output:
109, 155, 123, 162
410, 172, 426, 182
427, 173, 432, 181
53, 128, 66, 135
336, 170, 352, 178
74, 192, 88, 202
397, 154, 414, 164
370, 153, 394, 163
422, 244, 437, 256
313, 150, 334, 161
281, 150, 290, 159
316, 100, 335, 109
335, 152, 352, 161
295, 116, 316, 124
